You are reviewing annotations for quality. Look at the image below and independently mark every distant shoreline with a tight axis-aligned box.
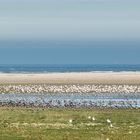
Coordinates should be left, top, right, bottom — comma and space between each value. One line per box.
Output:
1, 72, 140, 84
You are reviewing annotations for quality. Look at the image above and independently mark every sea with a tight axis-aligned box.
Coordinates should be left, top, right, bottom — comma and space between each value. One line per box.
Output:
0, 64, 140, 73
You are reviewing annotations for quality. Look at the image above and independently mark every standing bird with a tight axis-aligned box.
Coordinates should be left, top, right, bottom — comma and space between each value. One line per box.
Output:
107, 119, 111, 123
88, 116, 91, 119
92, 117, 95, 121
69, 119, 73, 124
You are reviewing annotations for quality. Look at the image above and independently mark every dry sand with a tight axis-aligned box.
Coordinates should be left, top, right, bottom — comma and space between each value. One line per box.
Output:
0, 72, 140, 85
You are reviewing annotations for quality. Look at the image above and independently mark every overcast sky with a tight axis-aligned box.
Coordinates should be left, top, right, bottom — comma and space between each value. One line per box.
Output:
0, 0, 140, 40
0, 0, 140, 64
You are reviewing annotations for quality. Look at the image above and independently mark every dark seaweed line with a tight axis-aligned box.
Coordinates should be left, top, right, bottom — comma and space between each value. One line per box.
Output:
0, 99, 139, 109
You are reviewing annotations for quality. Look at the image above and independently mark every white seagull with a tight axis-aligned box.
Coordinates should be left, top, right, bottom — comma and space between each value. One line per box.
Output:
92, 117, 95, 121
107, 119, 111, 123
69, 119, 73, 124
88, 116, 91, 119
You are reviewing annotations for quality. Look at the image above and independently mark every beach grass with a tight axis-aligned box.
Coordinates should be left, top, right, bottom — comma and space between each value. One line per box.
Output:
0, 108, 140, 140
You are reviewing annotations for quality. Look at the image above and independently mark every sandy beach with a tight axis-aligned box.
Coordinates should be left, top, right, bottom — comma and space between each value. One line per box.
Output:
0, 72, 140, 84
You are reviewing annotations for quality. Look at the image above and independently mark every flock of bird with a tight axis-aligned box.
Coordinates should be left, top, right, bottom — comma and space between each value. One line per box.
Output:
0, 93, 139, 108
0, 84, 140, 94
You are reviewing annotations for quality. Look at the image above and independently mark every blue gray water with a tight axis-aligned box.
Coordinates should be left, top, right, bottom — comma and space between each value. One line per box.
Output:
0, 93, 140, 108
1, 64, 140, 73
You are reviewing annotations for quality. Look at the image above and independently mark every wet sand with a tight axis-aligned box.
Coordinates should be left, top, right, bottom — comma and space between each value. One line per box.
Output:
0, 72, 140, 84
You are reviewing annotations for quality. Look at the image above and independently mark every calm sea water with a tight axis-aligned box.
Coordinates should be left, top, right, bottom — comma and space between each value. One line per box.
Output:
0, 64, 140, 73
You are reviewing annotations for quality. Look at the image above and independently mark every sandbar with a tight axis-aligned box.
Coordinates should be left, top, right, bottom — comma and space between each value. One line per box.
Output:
0, 72, 140, 85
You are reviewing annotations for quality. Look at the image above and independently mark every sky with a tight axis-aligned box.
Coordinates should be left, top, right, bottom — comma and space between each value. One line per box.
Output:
0, 0, 140, 64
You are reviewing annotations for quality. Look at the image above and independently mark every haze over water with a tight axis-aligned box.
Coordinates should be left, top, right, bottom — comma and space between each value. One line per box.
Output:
0, 0, 140, 65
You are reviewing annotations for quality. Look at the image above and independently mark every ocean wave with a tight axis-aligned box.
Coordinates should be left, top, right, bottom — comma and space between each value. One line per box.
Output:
1, 64, 140, 73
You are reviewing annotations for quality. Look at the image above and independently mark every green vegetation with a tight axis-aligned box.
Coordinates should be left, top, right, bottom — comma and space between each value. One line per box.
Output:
0, 108, 140, 140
